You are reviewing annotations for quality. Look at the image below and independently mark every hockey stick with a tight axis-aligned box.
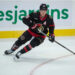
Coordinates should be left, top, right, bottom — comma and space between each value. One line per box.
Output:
38, 29, 75, 54
54, 40, 75, 54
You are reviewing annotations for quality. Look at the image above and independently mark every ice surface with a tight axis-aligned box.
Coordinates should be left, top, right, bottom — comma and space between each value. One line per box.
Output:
0, 36, 75, 75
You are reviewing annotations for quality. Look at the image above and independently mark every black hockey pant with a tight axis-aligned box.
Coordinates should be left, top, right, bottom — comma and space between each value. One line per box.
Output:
11, 30, 45, 53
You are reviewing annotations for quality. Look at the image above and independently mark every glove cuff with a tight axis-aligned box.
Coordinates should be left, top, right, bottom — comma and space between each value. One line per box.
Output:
49, 34, 55, 36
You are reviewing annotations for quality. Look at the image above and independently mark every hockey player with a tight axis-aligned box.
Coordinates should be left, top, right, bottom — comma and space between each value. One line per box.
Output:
4, 4, 55, 59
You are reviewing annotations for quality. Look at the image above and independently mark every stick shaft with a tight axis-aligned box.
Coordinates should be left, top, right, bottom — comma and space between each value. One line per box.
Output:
39, 30, 75, 54
54, 40, 75, 54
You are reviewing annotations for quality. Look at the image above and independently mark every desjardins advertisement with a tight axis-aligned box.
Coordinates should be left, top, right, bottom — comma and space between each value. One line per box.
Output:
0, 5, 69, 24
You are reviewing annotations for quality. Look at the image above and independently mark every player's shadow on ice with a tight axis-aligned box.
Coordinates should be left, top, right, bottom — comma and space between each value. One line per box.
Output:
3, 53, 52, 63
13, 54, 73, 63
14, 56, 52, 63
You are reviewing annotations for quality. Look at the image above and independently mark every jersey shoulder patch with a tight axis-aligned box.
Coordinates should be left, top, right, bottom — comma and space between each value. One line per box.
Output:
49, 15, 53, 19
47, 15, 53, 20
33, 12, 39, 19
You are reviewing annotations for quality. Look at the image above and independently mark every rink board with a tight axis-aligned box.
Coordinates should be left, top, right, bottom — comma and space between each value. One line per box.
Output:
0, 29, 75, 38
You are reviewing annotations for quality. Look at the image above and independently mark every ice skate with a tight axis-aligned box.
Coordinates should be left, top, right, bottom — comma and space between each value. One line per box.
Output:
15, 52, 22, 59
4, 49, 14, 55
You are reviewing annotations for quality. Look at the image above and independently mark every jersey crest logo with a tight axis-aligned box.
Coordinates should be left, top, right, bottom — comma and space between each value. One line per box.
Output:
43, 21, 46, 25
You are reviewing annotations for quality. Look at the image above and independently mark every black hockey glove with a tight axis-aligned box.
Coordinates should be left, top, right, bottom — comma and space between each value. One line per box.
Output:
49, 34, 55, 42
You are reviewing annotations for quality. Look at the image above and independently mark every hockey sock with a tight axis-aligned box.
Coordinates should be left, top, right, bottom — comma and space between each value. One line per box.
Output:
11, 44, 19, 51
19, 44, 32, 54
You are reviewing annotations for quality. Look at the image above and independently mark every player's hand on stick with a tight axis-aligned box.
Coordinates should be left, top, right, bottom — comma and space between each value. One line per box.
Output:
49, 34, 55, 42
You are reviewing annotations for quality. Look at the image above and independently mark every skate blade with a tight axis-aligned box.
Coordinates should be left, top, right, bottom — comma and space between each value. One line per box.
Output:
13, 56, 20, 62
